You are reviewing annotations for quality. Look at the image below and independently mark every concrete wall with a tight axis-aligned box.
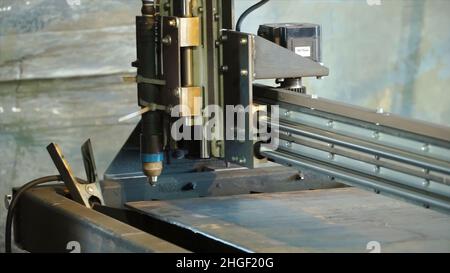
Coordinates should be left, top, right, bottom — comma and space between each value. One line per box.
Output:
237, 0, 450, 125
0, 0, 141, 251
0, 0, 449, 251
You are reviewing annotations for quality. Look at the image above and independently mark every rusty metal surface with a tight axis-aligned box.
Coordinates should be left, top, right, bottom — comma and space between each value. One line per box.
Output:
127, 188, 450, 252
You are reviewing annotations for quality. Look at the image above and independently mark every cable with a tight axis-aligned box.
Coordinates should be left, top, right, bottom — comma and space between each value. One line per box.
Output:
236, 0, 270, 32
5, 175, 62, 253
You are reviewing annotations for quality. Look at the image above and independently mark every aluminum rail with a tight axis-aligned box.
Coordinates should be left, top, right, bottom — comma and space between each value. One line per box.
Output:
266, 119, 450, 176
254, 85, 450, 214
260, 149, 450, 214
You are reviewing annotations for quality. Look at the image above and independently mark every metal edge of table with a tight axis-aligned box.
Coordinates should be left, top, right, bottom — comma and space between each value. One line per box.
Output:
14, 186, 189, 253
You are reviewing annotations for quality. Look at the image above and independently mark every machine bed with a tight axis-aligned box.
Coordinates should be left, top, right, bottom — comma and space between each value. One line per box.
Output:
126, 187, 450, 253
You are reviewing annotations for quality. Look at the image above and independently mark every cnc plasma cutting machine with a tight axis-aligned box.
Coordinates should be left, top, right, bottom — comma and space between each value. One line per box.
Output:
6, 0, 450, 253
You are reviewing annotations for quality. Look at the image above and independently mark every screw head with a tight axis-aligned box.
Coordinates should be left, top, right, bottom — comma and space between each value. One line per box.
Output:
86, 185, 94, 194
296, 173, 305, 181
168, 19, 177, 27
240, 69, 249, 76
240, 38, 248, 45
163, 2, 170, 11
162, 35, 172, 45
238, 157, 247, 164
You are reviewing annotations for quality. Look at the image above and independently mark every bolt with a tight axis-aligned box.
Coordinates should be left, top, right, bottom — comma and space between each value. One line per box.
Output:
240, 69, 249, 76
284, 111, 291, 117
422, 180, 430, 187
421, 144, 429, 152
296, 172, 305, 181
220, 35, 228, 42
215, 40, 221, 47
168, 19, 177, 27
162, 35, 172, 45
327, 120, 334, 128
198, 7, 203, 13
214, 13, 220, 21
163, 2, 170, 11
86, 185, 94, 194
238, 157, 247, 164
220, 65, 229, 73
174, 88, 181, 97
240, 38, 248, 45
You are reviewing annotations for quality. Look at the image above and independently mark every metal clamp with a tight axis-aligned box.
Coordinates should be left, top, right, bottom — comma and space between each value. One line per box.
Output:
47, 141, 104, 208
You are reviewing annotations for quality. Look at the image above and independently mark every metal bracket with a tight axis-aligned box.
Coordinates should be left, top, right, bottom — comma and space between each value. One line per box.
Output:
47, 142, 104, 208
162, 16, 181, 107
161, 15, 203, 114
221, 30, 256, 168
179, 17, 201, 47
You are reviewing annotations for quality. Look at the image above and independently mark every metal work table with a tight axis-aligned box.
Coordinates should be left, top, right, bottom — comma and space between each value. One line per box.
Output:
127, 188, 450, 253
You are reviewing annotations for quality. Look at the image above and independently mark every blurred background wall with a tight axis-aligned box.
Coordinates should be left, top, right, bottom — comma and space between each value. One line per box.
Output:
0, 0, 449, 251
